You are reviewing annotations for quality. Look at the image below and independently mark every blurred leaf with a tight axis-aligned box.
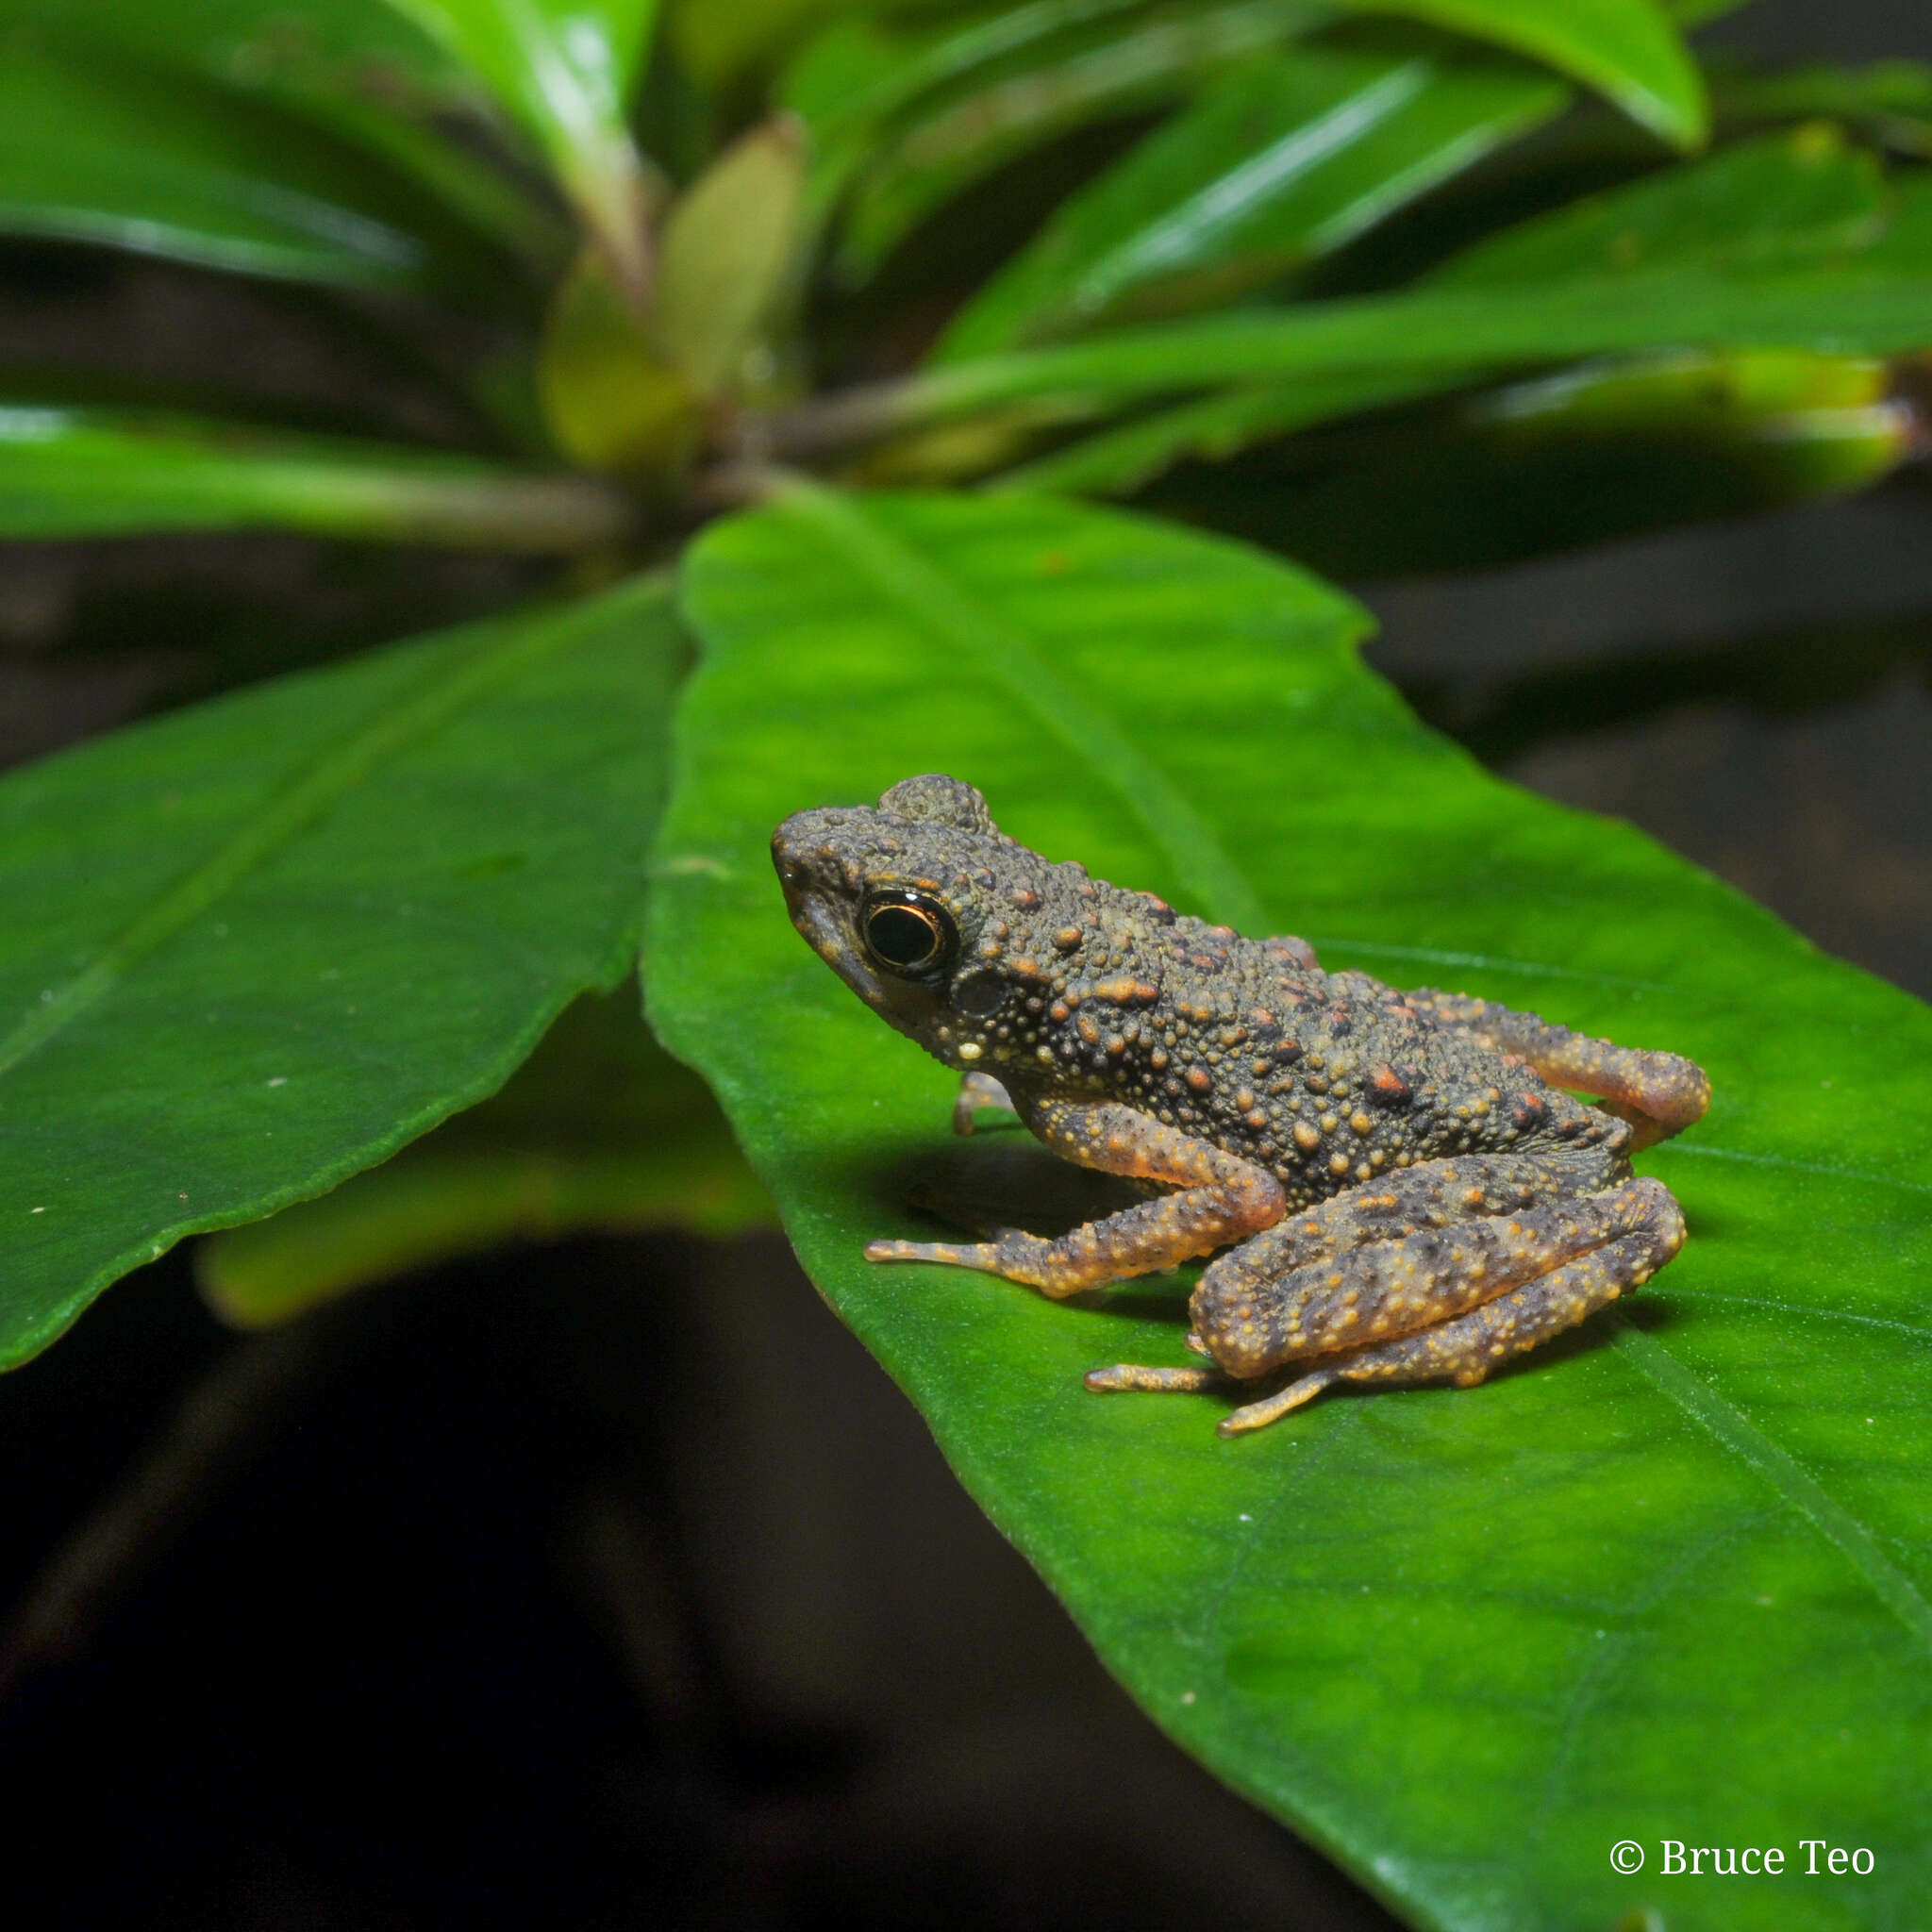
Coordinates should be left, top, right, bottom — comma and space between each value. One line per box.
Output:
198, 987, 773, 1327
1336, 0, 1704, 148
657, 118, 808, 401
936, 42, 1568, 358
826, 0, 1326, 284
1145, 348, 1919, 574
1477, 344, 1897, 420
675, 0, 1055, 86
790, 191, 1932, 448
1713, 59, 1932, 160
786, 0, 1155, 150
988, 367, 1455, 491
0, 405, 631, 550
1433, 125, 1890, 286
382, 0, 662, 301
0, 572, 682, 1369
537, 249, 698, 475
783, 2, 1162, 255
4, 0, 566, 268
648, 482, 1932, 1932
6, 0, 475, 104
669, 0, 860, 83
977, 128, 1917, 492
0, 38, 497, 292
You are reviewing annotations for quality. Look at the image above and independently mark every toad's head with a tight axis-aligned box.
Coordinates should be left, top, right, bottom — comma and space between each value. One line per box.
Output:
771, 774, 1093, 1078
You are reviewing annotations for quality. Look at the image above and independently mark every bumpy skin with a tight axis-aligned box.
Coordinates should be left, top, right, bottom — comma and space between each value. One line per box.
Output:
773, 775, 1709, 1435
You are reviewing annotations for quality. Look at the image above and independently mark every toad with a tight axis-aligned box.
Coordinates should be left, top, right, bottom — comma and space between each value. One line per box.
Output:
773, 775, 1708, 1435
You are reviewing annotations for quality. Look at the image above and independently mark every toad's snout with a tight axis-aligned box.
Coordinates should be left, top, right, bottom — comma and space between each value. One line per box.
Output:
770, 811, 860, 968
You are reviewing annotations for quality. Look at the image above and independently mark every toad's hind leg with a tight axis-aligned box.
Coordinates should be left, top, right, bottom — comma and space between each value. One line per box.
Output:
1407, 988, 1709, 1149
1089, 1168, 1684, 1432
866, 1095, 1284, 1298
1218, 1188, 1681, 1431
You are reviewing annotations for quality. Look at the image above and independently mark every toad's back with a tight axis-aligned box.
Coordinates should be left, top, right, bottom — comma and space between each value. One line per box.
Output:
1012, 904, 1625, 1209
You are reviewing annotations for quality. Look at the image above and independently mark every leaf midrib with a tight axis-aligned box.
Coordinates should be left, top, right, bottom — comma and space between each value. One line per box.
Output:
0, 574, 671, 1085
768, 475, 1278, 932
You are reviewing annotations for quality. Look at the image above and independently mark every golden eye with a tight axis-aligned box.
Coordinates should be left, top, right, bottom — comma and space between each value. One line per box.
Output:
862, 892, 957, 975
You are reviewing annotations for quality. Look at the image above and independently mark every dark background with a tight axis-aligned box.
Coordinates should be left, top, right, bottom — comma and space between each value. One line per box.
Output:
2, 3, 1927, 1925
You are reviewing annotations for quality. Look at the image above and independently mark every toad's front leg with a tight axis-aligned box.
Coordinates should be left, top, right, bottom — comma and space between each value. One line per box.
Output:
866, 1094, 1284, 1299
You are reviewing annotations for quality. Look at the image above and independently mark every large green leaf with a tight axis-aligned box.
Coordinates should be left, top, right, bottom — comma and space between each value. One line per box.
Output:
0, 37, 499, 291
0, 573, 682, 1369
0, 406, 629, 549
646, 483, 1932, 1932
935, 42, 1568, 358
197, 987, 772, 1329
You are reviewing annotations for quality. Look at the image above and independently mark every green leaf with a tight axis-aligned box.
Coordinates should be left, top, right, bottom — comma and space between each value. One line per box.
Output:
381, 0, 662, 301
1336, 0, 1705, 148
1141, 348, 1918, 575
0, 39, 494, 291
991, 343, 1912, 511
824, 0, 1326, 284
773, 186, 1932, 450
646, 482, 1932, 1932
786, 0, 1158, 152
0, 406, 631, 551
656, 117, 808, 400
935, 42, 1569, 358
1713, 58, 1932, 160
197, 987, 773, 1328
9, 0, 570, 272
668, 0, 855, 84
536, 250, 699, 475
1433, 125, 1890, 286
8, 0, 475, 104
0, 572, 683, 1369
986, 368, 1470, 491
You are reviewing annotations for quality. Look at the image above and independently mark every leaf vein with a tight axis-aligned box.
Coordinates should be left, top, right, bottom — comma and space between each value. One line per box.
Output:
1610, 1314, 1932, 1652
0, 575, 670, 1084
768, 477, 1268, 929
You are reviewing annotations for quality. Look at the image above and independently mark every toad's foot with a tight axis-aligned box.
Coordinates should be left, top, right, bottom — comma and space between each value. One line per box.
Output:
1091, 1172, 1684, 1432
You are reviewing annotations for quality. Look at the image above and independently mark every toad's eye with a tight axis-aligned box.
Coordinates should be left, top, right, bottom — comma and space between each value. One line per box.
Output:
861, 891, 957, 976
